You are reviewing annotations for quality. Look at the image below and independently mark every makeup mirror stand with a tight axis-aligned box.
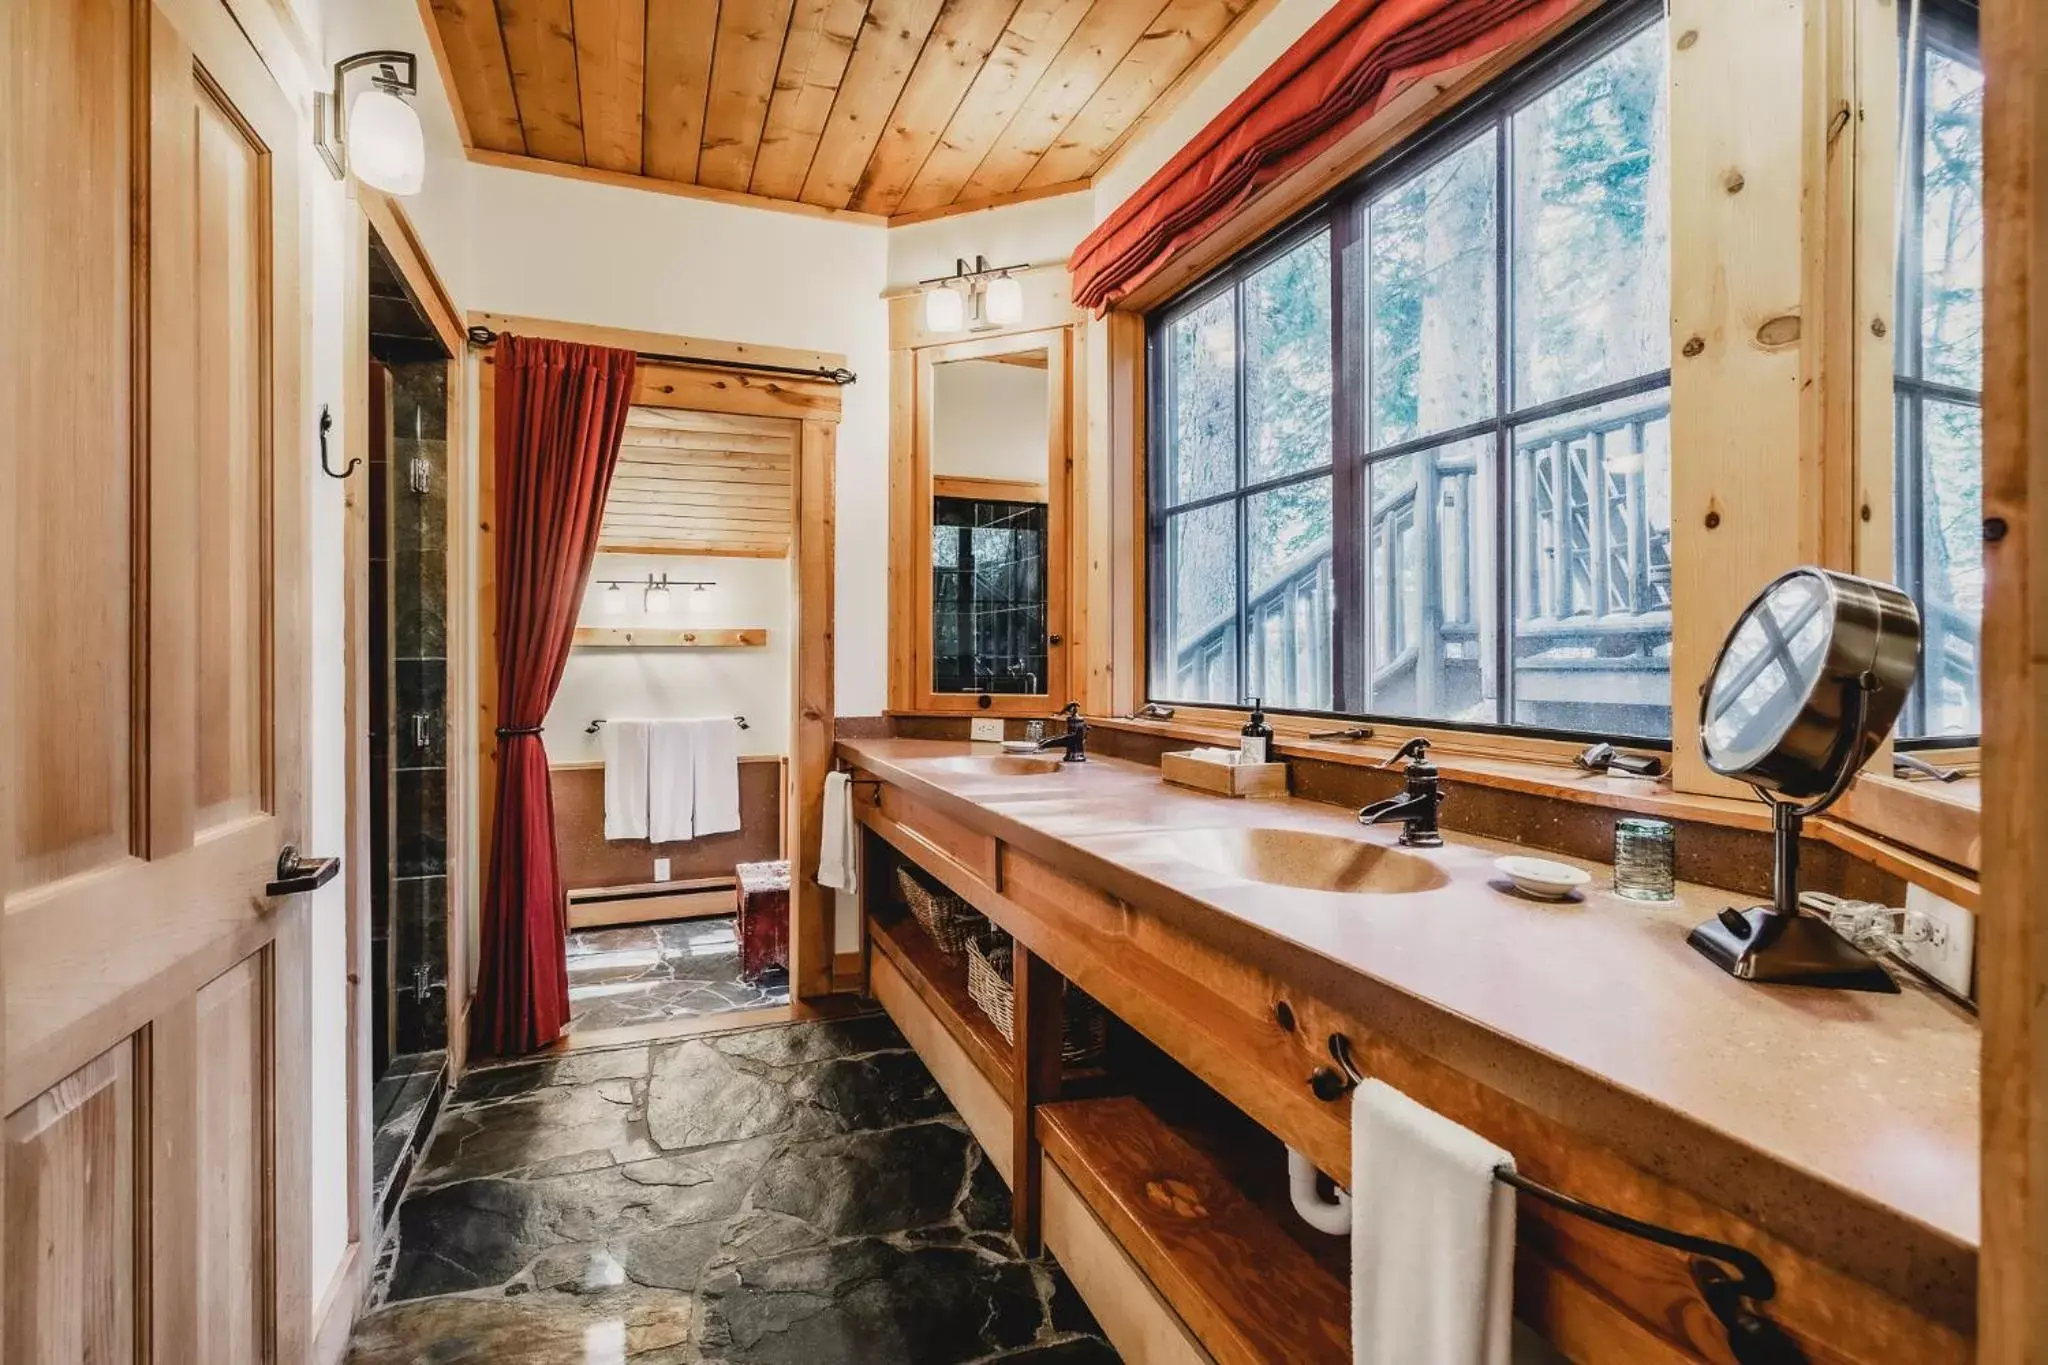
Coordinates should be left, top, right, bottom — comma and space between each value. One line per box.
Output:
1688, 677, 1900, 992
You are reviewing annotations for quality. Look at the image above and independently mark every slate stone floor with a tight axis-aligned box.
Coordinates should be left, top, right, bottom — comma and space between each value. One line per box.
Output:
567, 918, 791, 1036
347, 1011, 1120, 1364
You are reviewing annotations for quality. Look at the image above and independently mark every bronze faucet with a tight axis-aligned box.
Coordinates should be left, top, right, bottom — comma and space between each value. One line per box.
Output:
1036, 702, 1088, 762
1357, 737, 1443, 847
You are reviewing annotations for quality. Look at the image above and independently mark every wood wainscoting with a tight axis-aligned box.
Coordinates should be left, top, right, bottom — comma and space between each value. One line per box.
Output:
552, 756, 785, 927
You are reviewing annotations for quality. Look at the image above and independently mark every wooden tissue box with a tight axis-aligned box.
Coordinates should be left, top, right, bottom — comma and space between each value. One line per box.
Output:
1160, 749, 1288, 799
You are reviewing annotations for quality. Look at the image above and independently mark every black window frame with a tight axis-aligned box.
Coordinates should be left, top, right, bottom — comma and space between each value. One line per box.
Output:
1893, 0, 1982, 745
1144, 0, 1673, 746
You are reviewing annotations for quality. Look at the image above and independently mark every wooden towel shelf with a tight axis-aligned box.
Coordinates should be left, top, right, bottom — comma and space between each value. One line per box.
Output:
572, 627, 767, 648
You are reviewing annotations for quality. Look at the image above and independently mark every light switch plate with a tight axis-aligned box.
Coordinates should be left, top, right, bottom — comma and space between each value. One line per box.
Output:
1899, 883, 1974, 998
654, 857, 672, 882
969, 717, 1004, 742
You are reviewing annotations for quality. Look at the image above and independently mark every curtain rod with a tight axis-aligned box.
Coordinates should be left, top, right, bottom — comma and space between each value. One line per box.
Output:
466, 325, 857, 386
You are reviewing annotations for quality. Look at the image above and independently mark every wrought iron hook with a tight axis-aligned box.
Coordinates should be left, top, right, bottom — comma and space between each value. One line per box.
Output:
319, 405, 359, 478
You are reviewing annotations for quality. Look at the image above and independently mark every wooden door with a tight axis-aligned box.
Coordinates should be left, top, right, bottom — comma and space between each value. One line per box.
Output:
3, 0, 311, 1358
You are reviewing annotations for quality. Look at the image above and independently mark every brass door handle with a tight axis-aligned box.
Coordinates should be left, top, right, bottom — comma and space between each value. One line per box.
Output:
267, 844, 340, 897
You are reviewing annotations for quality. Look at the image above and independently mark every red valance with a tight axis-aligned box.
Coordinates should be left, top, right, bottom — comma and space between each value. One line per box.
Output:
1069, 0, 1578, 313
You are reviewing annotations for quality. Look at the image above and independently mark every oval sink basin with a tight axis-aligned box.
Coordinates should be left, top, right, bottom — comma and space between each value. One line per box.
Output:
1165, 828, 1448, 895
922, 754, 1067, 777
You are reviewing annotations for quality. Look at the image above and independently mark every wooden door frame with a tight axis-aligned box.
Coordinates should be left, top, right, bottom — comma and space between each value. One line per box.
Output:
906, 327, 1073, 716
471, 313, 845, 1010
338, 187, 467, 1309
1979, 0, 2044, 1356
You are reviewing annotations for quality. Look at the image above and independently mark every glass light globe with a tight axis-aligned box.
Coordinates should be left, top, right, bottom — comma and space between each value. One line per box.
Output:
644, 578, 673, 614
687, 584, 713, 614
349, 87, 425, 196
601, 582, 627, 615
984, 274, 1024, 325
924, 284, 965, 333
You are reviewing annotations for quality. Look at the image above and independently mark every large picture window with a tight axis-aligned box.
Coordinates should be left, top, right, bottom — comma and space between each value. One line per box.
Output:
1148, 2, 1672, 739
1895, 0, 1982, 741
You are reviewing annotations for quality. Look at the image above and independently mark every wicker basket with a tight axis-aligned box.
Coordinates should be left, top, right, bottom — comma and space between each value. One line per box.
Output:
895, 865, 981, 957
965, 930, 1109, 1067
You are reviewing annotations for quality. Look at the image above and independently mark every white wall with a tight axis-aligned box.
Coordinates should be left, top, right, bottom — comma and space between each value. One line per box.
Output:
885, 191, 1096, 289
545, 553, 793, 763
932, 359, 1051, 484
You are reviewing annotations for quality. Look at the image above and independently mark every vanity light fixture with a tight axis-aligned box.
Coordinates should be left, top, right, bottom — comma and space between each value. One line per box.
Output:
919, 256, 1032, 333
643, 574, 674, 614
315, 51, 426, 196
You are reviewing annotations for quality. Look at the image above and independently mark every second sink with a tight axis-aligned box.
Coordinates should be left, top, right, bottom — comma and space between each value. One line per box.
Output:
1164, 827, 1449, 895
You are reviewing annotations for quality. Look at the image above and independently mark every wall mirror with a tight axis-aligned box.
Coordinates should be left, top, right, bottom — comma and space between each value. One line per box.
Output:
912, 329, 1070, 713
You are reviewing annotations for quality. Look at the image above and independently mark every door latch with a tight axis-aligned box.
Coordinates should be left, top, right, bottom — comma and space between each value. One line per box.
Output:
266, 844, 340, 897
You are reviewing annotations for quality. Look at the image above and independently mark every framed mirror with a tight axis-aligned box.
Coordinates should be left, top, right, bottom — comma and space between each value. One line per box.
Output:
910, 328, 1070, 713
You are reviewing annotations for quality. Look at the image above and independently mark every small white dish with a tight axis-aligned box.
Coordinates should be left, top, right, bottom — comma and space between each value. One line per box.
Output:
1001, 739, 1042, 754
1493, 855, 1592, 900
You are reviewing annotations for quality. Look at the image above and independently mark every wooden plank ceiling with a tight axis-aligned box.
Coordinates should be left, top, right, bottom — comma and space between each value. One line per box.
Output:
425, 0, 1257, 220
601, 406, 796, 557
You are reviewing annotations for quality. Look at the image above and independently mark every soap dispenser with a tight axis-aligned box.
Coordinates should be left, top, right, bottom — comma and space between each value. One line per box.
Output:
1240, 698, 1273, 765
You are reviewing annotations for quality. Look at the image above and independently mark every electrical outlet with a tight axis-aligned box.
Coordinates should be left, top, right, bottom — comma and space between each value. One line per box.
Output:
653, 857, 672, 882
1898, 883, 1974, 998
969, 717, 1004, 742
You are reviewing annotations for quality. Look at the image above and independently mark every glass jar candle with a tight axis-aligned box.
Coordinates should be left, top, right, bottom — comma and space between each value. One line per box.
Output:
1613, 817, 1676, 901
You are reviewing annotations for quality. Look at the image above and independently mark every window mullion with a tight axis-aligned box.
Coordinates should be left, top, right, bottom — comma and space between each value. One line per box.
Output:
1493, 114, 1514, 728
1331, 201, 1364, 713
1233, 272, 1250, 704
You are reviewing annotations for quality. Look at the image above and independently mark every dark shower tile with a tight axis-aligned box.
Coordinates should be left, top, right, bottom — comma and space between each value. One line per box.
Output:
391, 438, 448, 558
394, 542, 447, 660
395, 768, 447, 878
395, 659, 447, 767
391, 362, 449, 440
393, 876, 449, 995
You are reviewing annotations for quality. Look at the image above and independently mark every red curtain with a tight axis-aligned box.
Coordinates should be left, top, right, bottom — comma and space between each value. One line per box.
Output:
473, 335, 638, 1057
1069, 0, 1577, 313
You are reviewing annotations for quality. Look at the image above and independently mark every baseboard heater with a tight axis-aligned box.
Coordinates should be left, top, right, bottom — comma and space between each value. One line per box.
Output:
566, 874, 737, 929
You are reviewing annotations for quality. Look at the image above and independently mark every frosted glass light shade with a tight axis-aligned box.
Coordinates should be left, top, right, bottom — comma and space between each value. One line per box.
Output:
688, 584, 713, 614
349, 88, 425, 195
984, 275, 1024, 325
601, 583, 628, 615
925, 285, 966, 333
644, 581, 673, 614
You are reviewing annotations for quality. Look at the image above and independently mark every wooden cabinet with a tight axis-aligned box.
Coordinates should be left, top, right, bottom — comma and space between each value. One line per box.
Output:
851, 765, 1971, 1365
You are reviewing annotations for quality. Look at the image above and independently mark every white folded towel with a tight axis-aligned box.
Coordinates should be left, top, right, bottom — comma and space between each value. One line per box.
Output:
647, 719, 697, 844
1353, 1080, 1517, 1365
600, 720, 650, 841
818, 771, 858, 893
690, 716, 743, 837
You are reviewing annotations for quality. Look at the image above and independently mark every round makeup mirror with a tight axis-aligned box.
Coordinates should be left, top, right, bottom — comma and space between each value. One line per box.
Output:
1687, 568, 1922, 992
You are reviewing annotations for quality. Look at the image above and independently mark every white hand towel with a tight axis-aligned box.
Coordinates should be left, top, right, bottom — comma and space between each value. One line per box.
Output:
818, 772, 858, 893
1353, 1080, 1517, 1365
690, 717, 743, 838
647, 719, 697, 844
600, 720, 650, 842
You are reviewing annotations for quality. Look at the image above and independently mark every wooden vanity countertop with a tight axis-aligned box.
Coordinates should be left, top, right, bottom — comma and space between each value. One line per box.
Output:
836, 738, 1981, 1275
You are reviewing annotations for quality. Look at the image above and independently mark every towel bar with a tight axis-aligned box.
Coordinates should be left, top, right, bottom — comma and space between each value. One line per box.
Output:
586, 714, 749, 736
1318, 1032, 1807, 1365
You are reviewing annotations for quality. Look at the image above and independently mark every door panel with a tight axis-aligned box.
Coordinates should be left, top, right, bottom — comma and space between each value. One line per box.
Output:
193, 85, 273, 833
196, 954, 272, 1363
4, 0, 310, 1356
2, 1044, 141, 1364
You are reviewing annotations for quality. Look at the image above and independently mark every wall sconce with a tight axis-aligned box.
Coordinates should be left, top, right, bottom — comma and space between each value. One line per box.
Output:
314, 51, 425, 196
920, 256, 1029, 334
